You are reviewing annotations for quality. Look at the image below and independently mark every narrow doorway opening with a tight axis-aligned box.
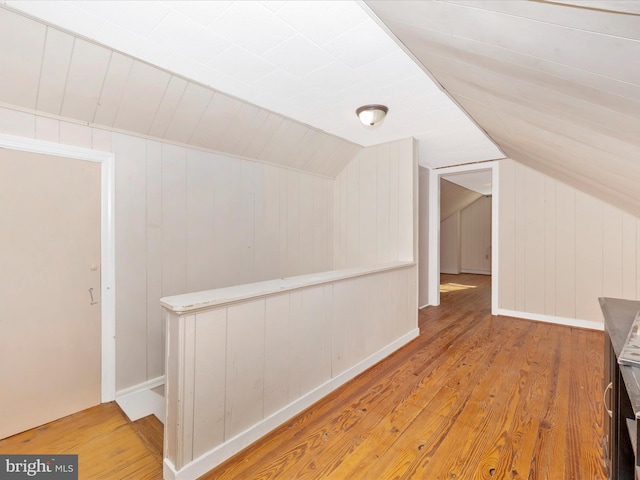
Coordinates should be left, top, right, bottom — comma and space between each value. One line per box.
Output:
427, 161, 499, 314
439, 171, 492, 311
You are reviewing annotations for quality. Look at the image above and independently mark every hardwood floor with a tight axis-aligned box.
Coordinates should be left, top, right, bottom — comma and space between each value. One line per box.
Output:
0, 273, 606, 479
203, 274, 606, 479
0, 402, 163, 479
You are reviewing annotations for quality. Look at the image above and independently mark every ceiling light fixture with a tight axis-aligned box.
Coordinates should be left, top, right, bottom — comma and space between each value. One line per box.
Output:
356, 104, 388, 127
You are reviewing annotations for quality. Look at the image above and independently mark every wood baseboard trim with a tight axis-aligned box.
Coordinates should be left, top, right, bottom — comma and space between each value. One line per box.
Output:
496, 308, 604, 331
163, 328, 420, 480
116, 376, 165, 423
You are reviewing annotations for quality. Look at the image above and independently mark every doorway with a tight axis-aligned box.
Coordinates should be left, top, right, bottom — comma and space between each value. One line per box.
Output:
427, 161, 499, 314
0, 134, 115, 438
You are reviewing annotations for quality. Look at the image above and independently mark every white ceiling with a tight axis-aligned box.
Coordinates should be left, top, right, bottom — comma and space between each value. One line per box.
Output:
4, 0, 503, 169
443, 171, 492, 196
0, 4, 362, 177
367, 0, 640, 218
440, 178, 483, 221
3, 0, 639, 219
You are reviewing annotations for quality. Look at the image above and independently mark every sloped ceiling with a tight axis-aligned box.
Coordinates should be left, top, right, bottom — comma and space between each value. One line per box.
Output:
440, 178, 482, 221
443, 170, 492, 196
3, 1, 503, 172
3, 0, 639, 215
366, 0, 640, 217
0, 5, 360, 177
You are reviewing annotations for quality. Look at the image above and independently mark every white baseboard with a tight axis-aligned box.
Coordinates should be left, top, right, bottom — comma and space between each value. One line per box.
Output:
163, 328, 420, 480
116, 375, 165, 423
496, 308, 604, 331
461, 269, 491, 275
419, 303, 430, 309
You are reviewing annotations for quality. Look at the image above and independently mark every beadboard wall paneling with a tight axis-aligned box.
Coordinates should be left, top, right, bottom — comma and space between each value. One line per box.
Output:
37, 28, 74, 115
499, 159, 640, 324
61, 38, 111, 123
0, 7, 360, 178
0, 8, 44, 109
554, 176, 577, 319
367, 0, 640, 219
164, 263, 418, 477
0, 106, 334, 392
115, 139, 333, 390
440, 178, 482, 221
461, 196, 492, 274
146, 140, 164, 384
440, 211, 461, 274
333, 138, 416, 268
113, 133, 149, 389
622, 213, 638, 300
418, 166, 430, 307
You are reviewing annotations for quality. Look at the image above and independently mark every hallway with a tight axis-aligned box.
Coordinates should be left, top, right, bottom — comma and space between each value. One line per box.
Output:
0, 273, 605, 479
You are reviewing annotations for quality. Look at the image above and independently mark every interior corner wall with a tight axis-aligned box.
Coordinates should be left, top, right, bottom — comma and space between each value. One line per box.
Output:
460, 196, 491, 274
0, 107, 334, 392
333, 137, 415, 269
499, 158, 640, 325
440, 212, 461, 274
418, 166, 430, 307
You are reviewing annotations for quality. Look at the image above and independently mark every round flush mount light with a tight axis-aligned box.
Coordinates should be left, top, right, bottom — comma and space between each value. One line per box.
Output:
356, 104, 388, 127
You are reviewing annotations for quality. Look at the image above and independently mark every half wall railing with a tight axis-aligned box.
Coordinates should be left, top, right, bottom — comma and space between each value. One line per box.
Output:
161, 261, 418, 480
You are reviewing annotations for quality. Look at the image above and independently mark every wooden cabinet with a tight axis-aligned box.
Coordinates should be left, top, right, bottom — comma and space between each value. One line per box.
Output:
601, 298, 640, 480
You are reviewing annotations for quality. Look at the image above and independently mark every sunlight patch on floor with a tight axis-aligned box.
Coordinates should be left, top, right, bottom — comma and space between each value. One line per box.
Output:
440, 283, 478, 293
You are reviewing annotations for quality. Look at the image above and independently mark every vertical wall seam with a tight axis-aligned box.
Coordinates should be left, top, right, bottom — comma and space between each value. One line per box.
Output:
161, 80, 188, 140
34, 26, 47, 112
146, 72, 173, 137
262, 298, 266, 421
222, 308, 229, 441
190, 316, 197, 462
91, 50, 112, 125
183, 148, 188, 293
571, 190, 578, 317
186, 91, 215, 145
109, 53, 135, 129
144, 139, 149, 380
58, 37, 76, 117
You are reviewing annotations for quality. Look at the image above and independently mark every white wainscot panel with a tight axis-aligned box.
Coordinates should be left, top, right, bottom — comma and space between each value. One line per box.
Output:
161, 262, 418, 480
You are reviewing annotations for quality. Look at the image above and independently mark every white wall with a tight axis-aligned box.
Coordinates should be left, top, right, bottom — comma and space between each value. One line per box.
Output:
333, 138, 415, 268
461, 196, 491, 274
418, 166, 430, 307
164, 264, 417, 478
1, 106, 419, 401
499, 159, 640, 325
115, 135, 334, 390
162, 137, 420, 477
440, 212, 461, 274
0, 107, 334, 392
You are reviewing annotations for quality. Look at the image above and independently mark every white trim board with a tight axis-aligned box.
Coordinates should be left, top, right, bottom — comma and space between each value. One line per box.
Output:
496, 309, 604, 331
116, 376, 165, 423
162, 328, 420, 480
427, 161, 500, 315
0, 133, 116, 402
461, 269, 491, 275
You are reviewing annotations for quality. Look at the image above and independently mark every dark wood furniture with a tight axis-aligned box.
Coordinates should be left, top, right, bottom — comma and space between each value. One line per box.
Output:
601, 297, 640, 480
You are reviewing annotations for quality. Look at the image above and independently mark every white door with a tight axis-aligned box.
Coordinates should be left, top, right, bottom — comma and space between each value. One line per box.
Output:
0, 148, 101, 439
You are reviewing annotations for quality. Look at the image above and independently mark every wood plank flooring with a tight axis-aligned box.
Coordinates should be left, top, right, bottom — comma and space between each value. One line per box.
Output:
0, 274, 606, 479
202, 274, 606, 479
0, 402, 163, 479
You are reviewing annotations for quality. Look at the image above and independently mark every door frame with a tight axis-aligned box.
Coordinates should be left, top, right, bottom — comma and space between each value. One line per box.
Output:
0, 133, 115, 403
427, 160, 500, 314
